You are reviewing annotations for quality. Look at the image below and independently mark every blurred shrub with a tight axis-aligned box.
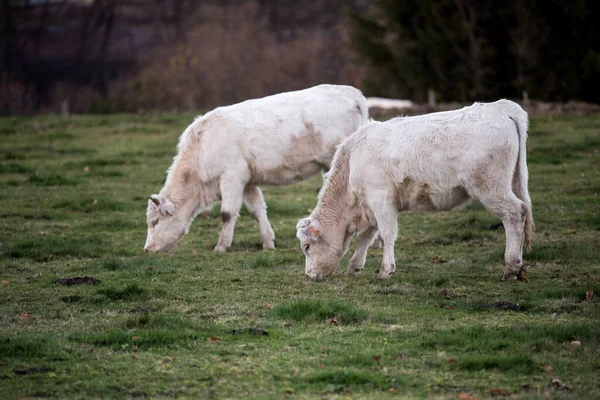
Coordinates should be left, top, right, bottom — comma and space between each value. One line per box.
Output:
43, 1, 364, 114
47, 82, 106, 114
0, 73, 37, 116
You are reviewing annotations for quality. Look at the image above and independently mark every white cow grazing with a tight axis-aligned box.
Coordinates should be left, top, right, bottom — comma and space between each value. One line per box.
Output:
144, 84, 368, 253
297, 100, 534, 280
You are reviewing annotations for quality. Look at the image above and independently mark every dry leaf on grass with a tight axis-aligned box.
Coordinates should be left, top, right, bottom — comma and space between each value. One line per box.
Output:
458, 393, 477, 400
394, 354, 405, 361
490, 388, 511, 396
207, 336, 221, 343
540, 364, 553, 372
21, 313, 32, 321
1, 280, 8, 285
264, 303, 272, 309
571, 340, 581, 347
328, 317, 338, 325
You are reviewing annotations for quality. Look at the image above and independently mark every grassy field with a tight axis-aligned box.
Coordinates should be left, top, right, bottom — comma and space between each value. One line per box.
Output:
1, 112, 599, 399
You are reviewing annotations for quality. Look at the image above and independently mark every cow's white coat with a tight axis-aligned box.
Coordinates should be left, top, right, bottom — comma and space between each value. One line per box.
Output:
145, 84, 368, 252
297, 100, 534, 280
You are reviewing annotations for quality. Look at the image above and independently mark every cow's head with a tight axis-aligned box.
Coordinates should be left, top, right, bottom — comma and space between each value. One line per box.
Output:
296, 217, 353, 279
144, 194, 189, 252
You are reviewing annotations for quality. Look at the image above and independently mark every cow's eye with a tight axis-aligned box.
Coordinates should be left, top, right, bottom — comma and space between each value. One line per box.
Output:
151, 219, 159, 227
303, 244, 310, 254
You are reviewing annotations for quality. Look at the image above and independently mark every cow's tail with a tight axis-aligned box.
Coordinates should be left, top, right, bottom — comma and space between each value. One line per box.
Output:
509, 105, 534, 252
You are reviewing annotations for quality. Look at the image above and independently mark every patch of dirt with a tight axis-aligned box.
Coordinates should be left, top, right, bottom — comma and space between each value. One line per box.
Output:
13, 366, 55, 375
55, 277, 100, 286
481, 301, 520, 311
229, 328, 269, 336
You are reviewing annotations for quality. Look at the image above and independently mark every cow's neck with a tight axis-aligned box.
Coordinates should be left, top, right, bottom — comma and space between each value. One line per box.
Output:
314, 145, 352, 228
161, 158, 202, 215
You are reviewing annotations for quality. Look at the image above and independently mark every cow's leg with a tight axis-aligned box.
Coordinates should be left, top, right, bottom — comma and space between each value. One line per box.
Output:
214, 178, 245, 253
476, 190, 527, 281
346, 225, 378, 275
366, 193, 398, 278
243, 185, 275, 249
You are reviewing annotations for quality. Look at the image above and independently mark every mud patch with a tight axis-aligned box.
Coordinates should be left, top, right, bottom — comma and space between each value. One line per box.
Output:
13, 366, 55, 375
229, 328, 269, 336
481, 301, 520, 311
55, 277, 100, 286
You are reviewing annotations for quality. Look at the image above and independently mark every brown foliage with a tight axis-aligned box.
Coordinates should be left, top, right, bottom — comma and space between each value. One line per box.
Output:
61, 1, 365, 113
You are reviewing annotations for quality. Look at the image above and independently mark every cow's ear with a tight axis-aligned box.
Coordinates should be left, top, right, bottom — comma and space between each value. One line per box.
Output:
161, 198, 176, 216
149, 194, 160, 207
302, 225, 320, 241
296, 217, 311, 230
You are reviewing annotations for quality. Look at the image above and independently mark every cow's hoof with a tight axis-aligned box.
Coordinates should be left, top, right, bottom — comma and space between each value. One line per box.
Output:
378, 270, 395, 279
306, 272, 324, 281
517, 267, 528, 282
346, 267, 363, 275
214, 245, 228, 253
502, 266, 527, 282
263, 241, 275, 250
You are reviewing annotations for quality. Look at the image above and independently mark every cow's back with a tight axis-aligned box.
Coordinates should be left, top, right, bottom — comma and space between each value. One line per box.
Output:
195, 85, 367, 185
349, 100, 522, 200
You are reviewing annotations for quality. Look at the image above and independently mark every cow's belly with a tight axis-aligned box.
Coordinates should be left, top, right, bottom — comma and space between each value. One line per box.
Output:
252, 162, 322, 186
396, 179, 471, 211
430, 186, 471, 210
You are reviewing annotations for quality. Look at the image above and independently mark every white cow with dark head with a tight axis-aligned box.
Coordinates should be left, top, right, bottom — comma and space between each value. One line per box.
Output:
145, 84, 368, 253
297, 100, 534, 281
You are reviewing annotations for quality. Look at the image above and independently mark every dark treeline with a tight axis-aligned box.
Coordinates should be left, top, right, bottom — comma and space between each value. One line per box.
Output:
349, 0, 600, 103
1, 0, 598, 115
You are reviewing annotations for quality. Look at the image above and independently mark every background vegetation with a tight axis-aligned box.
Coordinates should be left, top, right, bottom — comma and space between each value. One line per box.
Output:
1, 112, 599, 398
349, 0, 600, 103
2, 0, 599, 115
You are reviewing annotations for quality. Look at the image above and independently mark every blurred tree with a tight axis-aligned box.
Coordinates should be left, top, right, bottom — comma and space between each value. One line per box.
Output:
349, 0, 600, 103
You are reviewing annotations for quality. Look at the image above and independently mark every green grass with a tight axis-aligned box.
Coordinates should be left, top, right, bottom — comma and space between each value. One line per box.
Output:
0, 113, 599, 399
